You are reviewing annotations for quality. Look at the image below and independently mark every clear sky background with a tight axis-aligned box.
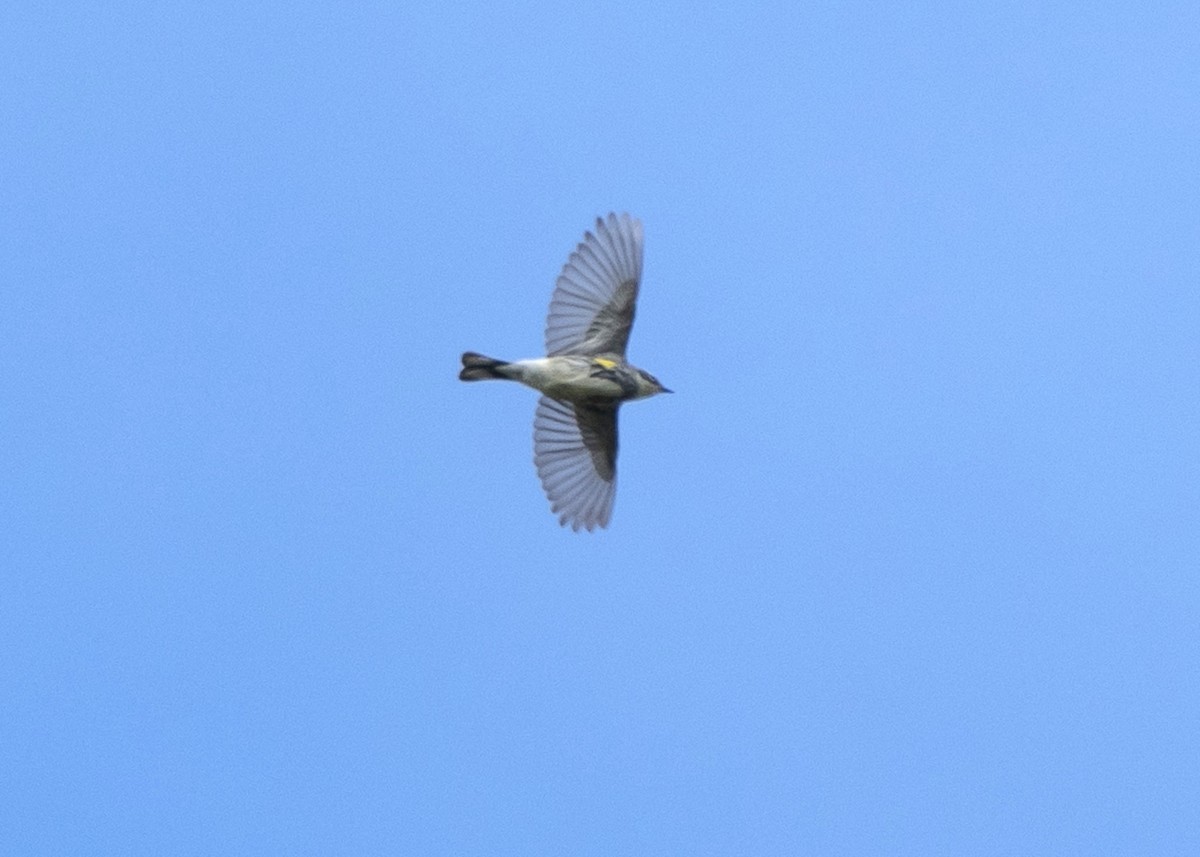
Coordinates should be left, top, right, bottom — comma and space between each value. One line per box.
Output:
3, 2, 1198, 854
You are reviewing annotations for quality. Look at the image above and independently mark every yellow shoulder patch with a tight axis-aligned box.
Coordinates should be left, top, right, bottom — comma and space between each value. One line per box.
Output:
592, 357, 618, 370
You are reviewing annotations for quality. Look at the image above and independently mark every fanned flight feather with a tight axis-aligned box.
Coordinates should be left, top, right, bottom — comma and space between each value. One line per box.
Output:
533, 395, 618, 531
545, 213, 643, 357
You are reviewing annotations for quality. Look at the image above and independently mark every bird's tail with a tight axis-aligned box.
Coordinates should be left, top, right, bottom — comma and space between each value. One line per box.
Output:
459, 352, 512, 382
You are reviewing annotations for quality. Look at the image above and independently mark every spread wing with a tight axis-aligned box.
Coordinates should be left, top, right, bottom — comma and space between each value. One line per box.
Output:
545, 213, 643, 358
533, 395, 618, 532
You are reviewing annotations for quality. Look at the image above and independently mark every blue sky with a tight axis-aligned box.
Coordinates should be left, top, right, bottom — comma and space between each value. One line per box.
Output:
3, 2, 1198, 853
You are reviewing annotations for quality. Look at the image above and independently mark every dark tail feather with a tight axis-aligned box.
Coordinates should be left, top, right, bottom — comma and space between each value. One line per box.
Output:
459, 351, 510, 381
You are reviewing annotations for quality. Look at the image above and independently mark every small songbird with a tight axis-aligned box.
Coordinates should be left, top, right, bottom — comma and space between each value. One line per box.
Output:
459, 212, 670, 531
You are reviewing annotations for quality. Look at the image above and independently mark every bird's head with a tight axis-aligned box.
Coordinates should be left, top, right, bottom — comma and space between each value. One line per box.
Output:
635, 368, 672, 398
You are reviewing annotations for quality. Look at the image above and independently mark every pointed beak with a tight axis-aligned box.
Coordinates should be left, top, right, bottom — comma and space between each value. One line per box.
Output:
661, 386, 673, 394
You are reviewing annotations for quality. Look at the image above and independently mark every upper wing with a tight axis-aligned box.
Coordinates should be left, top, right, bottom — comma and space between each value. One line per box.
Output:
545, 213, 643, 357
533, 395, 618, 532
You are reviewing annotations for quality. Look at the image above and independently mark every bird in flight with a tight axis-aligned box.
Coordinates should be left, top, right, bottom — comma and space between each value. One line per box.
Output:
459, 212, 670, 531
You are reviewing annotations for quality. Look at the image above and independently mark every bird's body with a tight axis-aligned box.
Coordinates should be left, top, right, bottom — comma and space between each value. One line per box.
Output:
461, 353, 663, 402
459, 213, 669, 531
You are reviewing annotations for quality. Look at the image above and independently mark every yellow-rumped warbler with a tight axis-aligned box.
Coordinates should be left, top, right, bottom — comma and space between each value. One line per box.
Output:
459, 213, 670, 531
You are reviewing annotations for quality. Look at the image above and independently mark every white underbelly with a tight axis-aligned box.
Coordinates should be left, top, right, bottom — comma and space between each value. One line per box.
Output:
514, 358, 623, 400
